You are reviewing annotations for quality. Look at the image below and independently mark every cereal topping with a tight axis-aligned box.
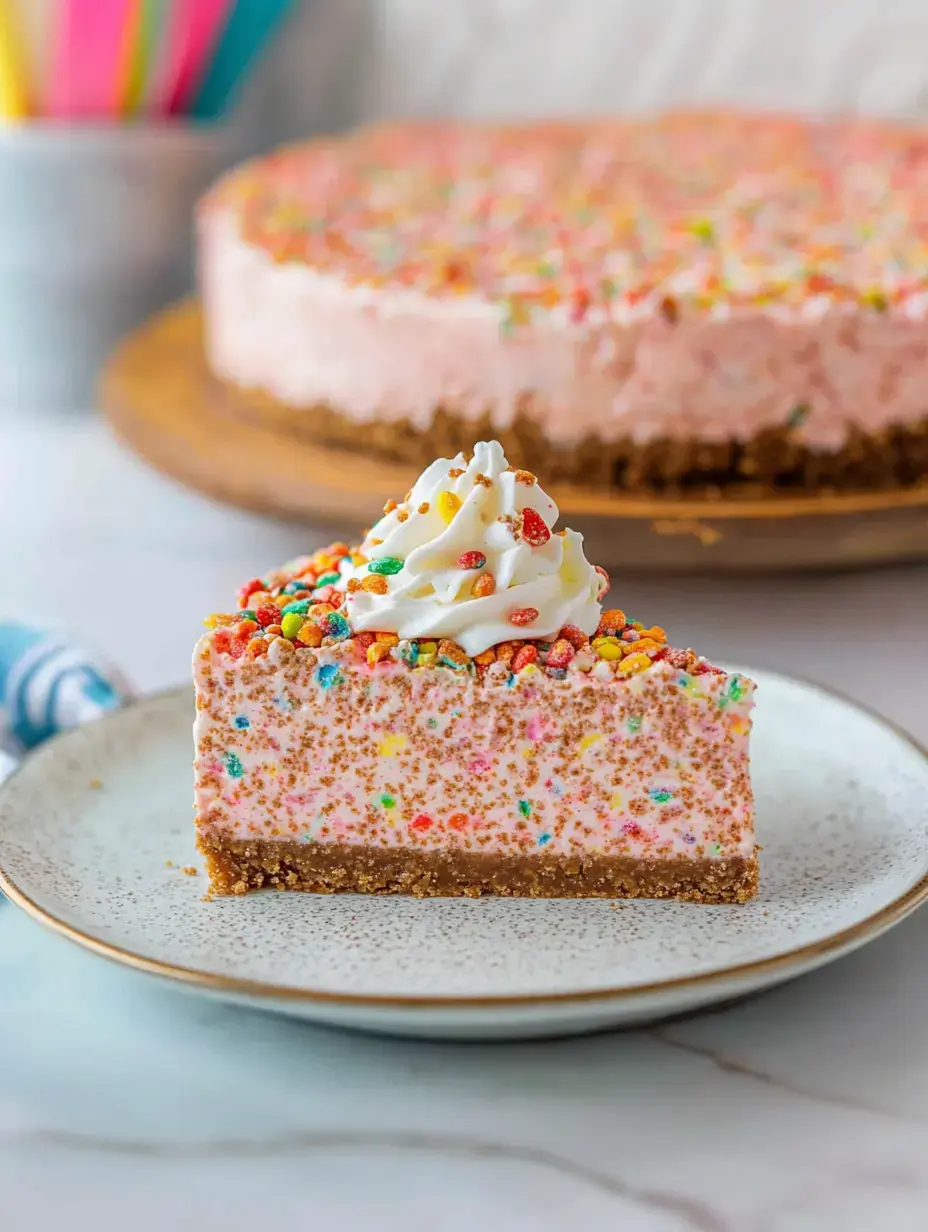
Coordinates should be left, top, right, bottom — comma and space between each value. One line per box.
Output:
218, 114, 928, 320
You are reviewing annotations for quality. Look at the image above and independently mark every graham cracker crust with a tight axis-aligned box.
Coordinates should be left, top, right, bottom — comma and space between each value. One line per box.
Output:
197, 835, 759, 904
212, 378, 928, 495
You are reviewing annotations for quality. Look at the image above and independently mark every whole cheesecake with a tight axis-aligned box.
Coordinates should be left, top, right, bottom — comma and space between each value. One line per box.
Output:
198, 113, 928, 493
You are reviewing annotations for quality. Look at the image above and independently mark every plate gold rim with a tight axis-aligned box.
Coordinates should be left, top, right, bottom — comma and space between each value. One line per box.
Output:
2, 675, 928, 1013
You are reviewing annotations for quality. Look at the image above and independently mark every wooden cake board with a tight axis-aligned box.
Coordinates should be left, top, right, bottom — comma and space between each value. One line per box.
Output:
100, 301, 928, 573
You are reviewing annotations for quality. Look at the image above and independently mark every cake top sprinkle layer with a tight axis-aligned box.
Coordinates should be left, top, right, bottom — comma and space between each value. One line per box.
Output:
201, 441, 730, 688
207, 112, 928, 319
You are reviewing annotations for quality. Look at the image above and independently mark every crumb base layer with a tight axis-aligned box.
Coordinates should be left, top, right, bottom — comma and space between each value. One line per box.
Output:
197, 835, 760, 903
214, 380, 928, 494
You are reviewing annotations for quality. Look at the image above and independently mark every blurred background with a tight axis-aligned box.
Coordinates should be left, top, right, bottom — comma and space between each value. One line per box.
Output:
0, 5, 927, 1229
258, 0, 928, 145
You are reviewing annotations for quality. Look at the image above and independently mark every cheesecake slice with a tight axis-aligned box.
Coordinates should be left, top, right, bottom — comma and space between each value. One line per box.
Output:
193, 442, 757, 901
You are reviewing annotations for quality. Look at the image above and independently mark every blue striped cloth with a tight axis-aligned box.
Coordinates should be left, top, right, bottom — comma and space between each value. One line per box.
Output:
0, 622, 129, 786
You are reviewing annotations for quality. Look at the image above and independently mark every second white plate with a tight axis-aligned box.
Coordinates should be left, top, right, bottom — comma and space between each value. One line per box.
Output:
1, 669, 926, 1039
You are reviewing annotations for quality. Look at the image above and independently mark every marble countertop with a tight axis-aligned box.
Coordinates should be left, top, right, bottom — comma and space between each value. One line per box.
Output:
2, 408, 928, 1230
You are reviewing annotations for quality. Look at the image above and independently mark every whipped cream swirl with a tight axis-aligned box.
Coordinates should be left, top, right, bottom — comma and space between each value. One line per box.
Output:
341, 441, 604, 656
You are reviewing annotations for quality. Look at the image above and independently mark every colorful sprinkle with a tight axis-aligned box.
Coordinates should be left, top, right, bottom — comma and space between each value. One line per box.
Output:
787, 402, 809, 429
368, 557, 404, 576
280, 612, 305, 640
678, 673, 708, 700
598, 609, 626, 636
518, 507, 551, 547
361, 574, 389, 595
508, 607, 539, 627
511, 644, 538, 672
617, 652, 652, 676
316, 664, 342, 689
537, 832, 552, 846
379, 733, 408, 757
233, 715, 250, 730
438, 638, 470, 670
518, 799, 532, 817
237, 578, 265, 607
649, 787, 674, 803
296, 622, 323, 648
559, 624, 588, 649
471, 572, 496, 598
458, 550, 487, 570
321, 611, 351, 640
436, 491, 461, 523
224, 752, 244, 778
594, 639, 624, 661
545, 638, 575, 669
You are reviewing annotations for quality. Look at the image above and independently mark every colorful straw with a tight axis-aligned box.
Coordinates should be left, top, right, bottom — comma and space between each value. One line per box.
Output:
11, 0, 52, 116
0, 0, 28, 120
190, 0, 293, 120
123, 0, 170, 115
47, 0, 137, 119
157, 0, 232, 116
4, 0, 297, 121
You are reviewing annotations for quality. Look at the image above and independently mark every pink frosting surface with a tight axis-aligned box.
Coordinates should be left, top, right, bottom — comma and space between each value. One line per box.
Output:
193, 638, 755, 863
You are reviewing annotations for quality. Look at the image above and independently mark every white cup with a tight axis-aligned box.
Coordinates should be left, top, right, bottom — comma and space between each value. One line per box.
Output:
0, 123, 228, 410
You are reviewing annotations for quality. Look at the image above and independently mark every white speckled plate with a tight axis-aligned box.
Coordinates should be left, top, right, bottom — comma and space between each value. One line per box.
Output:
1, 669, 927, 1040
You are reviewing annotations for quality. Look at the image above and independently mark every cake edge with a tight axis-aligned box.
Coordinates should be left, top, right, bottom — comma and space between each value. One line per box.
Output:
212, 379, 928, 495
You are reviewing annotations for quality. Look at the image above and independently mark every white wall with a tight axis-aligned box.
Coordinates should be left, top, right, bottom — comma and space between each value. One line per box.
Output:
239, 0, 928, 161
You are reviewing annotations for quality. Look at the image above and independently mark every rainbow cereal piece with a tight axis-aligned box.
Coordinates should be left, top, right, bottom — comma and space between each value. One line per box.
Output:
193, 443, 757, 901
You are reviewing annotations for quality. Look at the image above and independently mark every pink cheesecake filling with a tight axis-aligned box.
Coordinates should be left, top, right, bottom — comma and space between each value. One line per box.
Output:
193, 640, 755, 863
203, 214, 928, 452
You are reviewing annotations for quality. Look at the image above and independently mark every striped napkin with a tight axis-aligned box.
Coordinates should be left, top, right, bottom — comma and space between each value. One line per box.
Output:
0, 622, 129, 785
